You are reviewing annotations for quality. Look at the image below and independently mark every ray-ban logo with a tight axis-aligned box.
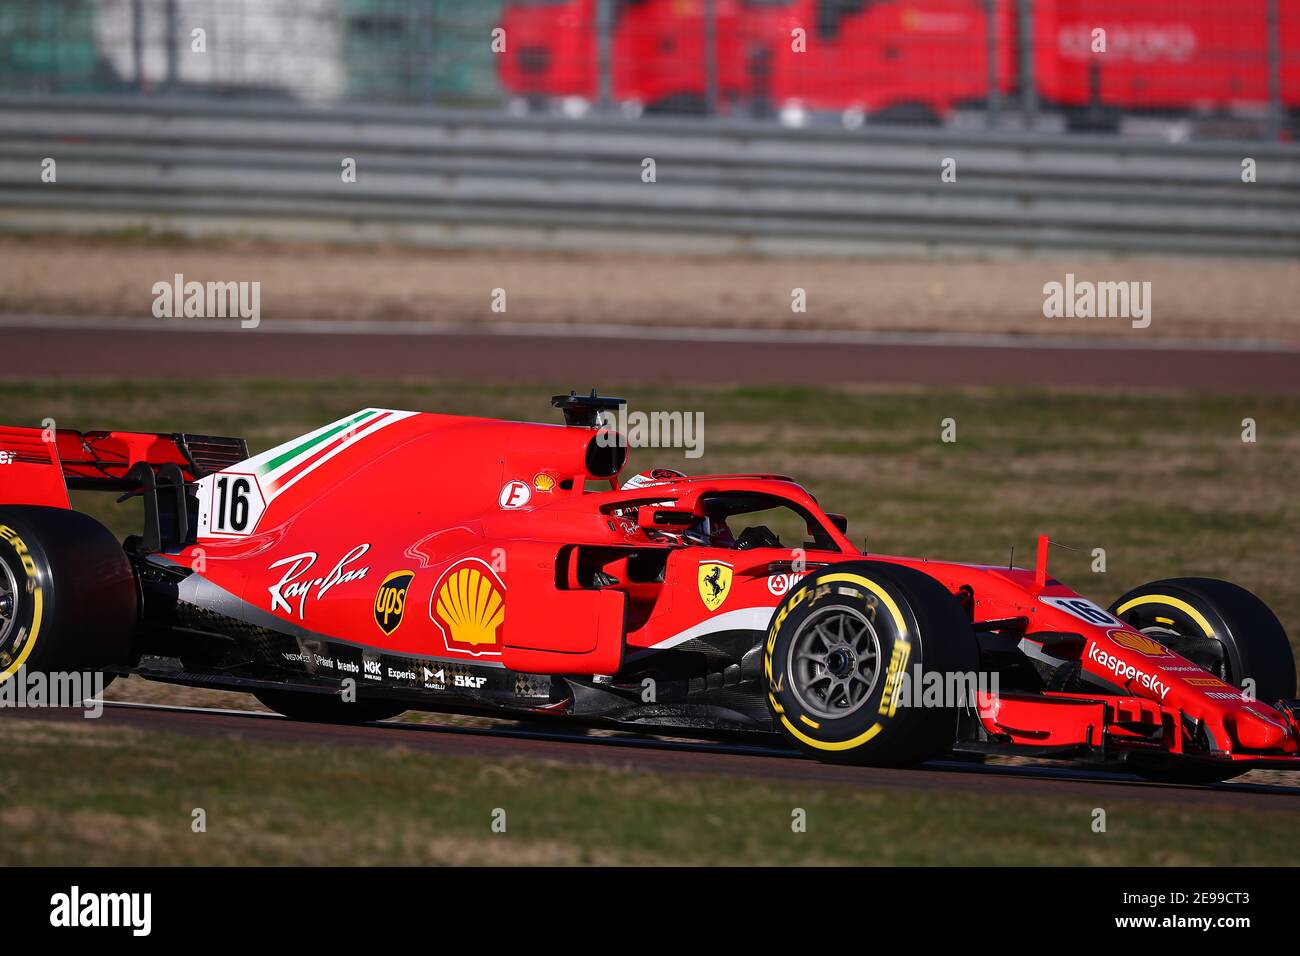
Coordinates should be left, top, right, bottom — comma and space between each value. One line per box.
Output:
151, 273, 261, 328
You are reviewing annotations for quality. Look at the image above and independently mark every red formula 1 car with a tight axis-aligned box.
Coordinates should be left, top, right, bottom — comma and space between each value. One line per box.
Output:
1, 392, 1297, 783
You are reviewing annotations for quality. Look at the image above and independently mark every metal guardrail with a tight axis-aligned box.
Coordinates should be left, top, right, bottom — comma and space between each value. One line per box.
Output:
0, 96, 1297, 256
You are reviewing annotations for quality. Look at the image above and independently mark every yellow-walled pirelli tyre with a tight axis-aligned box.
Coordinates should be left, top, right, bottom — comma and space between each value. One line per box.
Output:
0, 506, 137, 685
1109, 578, 1294, 785
765, 562, 978, 766
1109, 577, 1296, 707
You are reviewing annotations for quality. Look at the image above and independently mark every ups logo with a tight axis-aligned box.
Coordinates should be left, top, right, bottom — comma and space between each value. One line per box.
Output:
374, 570, 415, 636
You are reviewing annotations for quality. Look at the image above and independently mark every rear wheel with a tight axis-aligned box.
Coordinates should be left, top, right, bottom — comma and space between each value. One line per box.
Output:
254, 688, 406, 724
0, 506, 136, 685
765, 562, 977, 766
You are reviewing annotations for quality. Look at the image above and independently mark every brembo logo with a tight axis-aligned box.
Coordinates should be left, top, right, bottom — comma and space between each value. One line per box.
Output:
268, 544, 371, 619
1088, 643, 1170, 699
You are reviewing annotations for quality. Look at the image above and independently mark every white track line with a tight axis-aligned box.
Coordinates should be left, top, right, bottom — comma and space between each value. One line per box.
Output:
4, 313, 1298, 354
93, 699, 280, 719
90, 698, 789, 754
76, 699, 1300, 787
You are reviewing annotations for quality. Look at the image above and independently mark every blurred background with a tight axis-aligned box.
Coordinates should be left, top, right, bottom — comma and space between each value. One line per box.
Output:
2, 0, 1298, 138
2, 1, 1299, 261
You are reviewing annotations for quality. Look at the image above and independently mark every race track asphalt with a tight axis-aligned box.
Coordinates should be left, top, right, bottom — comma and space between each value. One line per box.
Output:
7, 317, 1300, 807
14, 702, 1300, 810
4, 318, 1299, 391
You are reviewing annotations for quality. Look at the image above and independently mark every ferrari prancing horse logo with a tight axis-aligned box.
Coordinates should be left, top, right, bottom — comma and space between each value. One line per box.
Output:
698, 561, 733, 612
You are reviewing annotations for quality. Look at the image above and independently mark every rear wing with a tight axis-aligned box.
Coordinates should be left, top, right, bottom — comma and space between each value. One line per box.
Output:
0, 426, 247, 550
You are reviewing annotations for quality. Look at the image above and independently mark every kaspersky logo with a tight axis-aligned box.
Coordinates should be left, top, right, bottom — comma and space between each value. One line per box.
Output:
1088, 643, 1170, 699
374, 570, 415, 636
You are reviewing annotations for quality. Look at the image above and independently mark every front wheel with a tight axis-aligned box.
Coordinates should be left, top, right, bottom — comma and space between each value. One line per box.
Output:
1110, 577, 1295, 785
765, 562, 977, 766
1109, 577, 1295, 705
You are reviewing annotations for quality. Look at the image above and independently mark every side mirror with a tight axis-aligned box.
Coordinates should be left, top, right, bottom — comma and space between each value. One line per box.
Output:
827, 512, 849, 533
637, 508, 696, 532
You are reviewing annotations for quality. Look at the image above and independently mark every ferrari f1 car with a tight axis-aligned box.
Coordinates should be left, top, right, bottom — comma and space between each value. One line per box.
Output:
2, 392, 1297, 783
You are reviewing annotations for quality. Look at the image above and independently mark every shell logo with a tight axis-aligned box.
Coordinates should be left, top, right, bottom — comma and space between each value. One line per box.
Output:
533, 472, 556, 492
430, 559, 505, 656
1107, 628, 1169, 657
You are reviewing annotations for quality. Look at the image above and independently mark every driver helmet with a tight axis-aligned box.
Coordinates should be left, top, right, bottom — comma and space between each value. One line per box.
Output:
614, 469, 688, 532
620, 468, 687, 491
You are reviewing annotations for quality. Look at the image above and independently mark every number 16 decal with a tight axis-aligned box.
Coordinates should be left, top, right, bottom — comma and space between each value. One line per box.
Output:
201, 472, 267, 538
1040, 595, 1117, 627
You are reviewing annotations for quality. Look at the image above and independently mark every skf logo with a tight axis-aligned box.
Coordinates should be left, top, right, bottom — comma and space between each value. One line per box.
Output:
374, 570, 415, 636
1107, 628, 1169, 657
430, 559, 506, 656
698, 561, 733, 612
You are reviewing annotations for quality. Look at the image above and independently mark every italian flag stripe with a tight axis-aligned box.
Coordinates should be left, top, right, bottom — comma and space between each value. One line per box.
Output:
265, 410, 395, 494
259, 409, 379, 476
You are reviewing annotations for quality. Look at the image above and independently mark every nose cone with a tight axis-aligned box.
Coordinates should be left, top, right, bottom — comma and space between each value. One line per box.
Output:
1229, 710, 1293, 752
